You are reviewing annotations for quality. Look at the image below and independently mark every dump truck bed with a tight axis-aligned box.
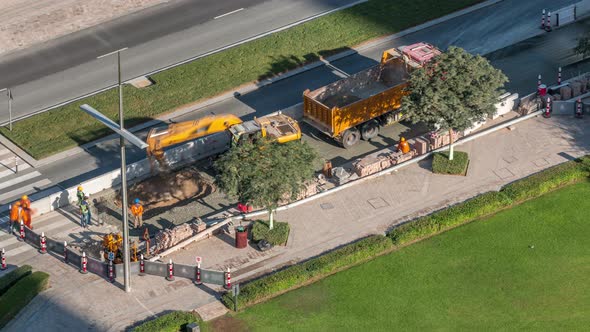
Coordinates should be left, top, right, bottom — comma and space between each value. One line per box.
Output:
303, 43, 440, 139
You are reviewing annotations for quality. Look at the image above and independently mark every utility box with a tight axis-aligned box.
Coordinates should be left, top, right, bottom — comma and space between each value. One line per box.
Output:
186, 322, 200, 332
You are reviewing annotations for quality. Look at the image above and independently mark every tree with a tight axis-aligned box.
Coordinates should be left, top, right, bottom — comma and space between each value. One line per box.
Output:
574, 33, 590, 58
401, 46, 508, 160
214, 139, 319, 230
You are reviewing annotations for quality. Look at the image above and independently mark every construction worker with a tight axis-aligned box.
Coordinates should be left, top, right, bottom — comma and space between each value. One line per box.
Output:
397, 137, 410, 154
19, 195, 32, 230
130, 198, 144, 228
9, 199, 22, 233
80, 196, 91, 228
76, 186, 85, 206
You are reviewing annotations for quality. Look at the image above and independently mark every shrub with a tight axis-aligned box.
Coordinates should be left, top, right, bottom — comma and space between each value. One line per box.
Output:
501, 157, 590, 202
432, 151, 469, 175
0, 271, 50, 328
222, 235, 392, 310
133, 311, 201, 332
251, 220, 290, 246
0, 265, 32, 296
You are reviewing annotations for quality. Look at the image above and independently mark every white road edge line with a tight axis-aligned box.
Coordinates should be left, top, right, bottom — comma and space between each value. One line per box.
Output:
214, 8, 245, 19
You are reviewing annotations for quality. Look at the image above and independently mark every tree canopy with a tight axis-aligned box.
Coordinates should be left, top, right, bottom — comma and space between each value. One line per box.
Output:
574, 33, 590, 58
214, 139, 319, 228
401, 46, 508, 133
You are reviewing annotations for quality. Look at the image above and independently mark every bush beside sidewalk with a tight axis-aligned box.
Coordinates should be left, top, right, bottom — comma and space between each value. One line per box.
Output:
0, 266, 50, 329
0, 0, 485, 159
221, 156, 590, 311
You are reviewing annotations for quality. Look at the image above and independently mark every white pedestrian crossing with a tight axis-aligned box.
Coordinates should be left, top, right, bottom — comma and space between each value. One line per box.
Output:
0, 143, 52, 205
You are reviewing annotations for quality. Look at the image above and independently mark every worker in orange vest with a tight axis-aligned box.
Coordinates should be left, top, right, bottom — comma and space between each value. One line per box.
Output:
19, 195, 33, 230
9, 199, 22, 233
397, 137, 410, 154
130, 198, 144, 228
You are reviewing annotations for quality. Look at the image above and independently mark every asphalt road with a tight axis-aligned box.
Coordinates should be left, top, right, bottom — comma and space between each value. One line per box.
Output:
0, 0, 361, 124
2, 0, 589, 204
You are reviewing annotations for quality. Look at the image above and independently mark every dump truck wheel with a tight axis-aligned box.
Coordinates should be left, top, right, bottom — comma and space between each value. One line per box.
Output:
361, 120, 379, 140
340, 128, 360, 148
381, 112, 397, 126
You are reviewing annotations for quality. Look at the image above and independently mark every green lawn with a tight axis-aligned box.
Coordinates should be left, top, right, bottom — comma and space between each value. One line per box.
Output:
0, 0, 484, 159
220, 182, 590, 331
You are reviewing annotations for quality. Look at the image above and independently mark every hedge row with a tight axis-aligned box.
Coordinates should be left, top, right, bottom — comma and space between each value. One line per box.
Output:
0, 265, 32, 296
222, 235, 392, 310
388, 156, 590, 245
133, 311, 201, 332
0, 271, 50, 328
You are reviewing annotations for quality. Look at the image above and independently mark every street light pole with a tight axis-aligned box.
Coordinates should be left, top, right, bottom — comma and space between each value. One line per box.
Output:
98, 47, 130, 292
0, 88, 12, 131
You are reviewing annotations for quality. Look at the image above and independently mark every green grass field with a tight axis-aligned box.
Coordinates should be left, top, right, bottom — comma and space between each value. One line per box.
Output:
218, 182, 590, 331
0, 0, 484, 159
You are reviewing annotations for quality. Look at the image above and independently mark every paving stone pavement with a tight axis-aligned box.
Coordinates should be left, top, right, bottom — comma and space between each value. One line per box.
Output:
2, 115, 590, 331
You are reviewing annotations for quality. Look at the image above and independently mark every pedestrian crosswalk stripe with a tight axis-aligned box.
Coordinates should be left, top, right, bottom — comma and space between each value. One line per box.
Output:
0, 171, 42, 191
6, 245, 33, 256
0, 178, 51, 202
0, 236, 18, 248
0, 163, 31, 180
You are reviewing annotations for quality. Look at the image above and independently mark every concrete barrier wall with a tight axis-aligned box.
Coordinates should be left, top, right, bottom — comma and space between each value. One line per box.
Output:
552, 100, 576, 115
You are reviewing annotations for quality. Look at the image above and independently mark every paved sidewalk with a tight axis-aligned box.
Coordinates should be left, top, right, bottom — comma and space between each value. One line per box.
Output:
3, 115, 588, 331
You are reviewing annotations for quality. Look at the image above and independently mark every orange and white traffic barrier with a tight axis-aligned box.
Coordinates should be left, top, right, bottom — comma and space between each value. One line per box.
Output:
64, 241, 68, 262
225, 267, 231, 289
139, 254, 146, 276
108, 260, 115, 283
544, 97, 552, 118
541, 9, 546, 29
80, 252, 88, 274
1, 248, 7, 270
576, 98, 583, 118
39, 232, 47, 254
18, 221, 25, 241
166, 259, 174, 281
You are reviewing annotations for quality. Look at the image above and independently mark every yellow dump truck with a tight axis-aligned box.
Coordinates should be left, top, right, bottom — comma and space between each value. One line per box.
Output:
303, 42, 441, 148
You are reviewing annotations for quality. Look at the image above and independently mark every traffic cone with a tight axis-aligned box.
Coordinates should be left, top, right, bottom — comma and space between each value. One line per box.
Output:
546, 11, 552, 31
225, 267, 231, 289
576, 98, 583, 118
166, 259, 174, 281
196, 262, 202, 285
18, 221, 24, 241
80, 252, 88, 274
139, 254, 146, 276
64, 241, 68, 262
543, 97, 552, 118
39, 232, 47, 254
541, 9, 546, 29
1, 248, 7, 270
557, 67, 562, 85
108, 259, 115, 283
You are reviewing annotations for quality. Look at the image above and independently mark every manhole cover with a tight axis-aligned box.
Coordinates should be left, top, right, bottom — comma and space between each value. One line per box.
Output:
367, 197, 389, 209
320, 203, 334, 210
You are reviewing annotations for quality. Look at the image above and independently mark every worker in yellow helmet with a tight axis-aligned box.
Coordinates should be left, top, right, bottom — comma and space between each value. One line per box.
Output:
397, 137, 410, 154
76, 186, 85, 206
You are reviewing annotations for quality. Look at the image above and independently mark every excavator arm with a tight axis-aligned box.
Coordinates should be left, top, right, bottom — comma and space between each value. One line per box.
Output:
146, 114, 242, 167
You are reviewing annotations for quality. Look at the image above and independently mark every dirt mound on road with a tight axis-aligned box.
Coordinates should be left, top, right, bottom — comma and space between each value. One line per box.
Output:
116, 167, 215, 213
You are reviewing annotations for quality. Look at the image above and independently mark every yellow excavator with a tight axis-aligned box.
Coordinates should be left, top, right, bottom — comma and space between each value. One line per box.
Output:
146, 112, 301, 167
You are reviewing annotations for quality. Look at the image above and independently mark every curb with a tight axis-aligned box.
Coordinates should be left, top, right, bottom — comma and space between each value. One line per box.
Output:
33, 0, 504, 166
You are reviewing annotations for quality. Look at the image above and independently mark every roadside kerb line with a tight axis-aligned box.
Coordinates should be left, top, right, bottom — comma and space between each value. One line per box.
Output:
33, 0, 504, 166
214, 8, 245, 20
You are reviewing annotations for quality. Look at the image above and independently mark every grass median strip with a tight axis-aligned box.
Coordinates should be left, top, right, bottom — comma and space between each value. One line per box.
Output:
0, 0, 485, 159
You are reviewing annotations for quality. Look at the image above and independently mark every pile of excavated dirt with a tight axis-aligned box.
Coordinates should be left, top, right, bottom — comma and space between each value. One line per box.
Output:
115, 167, 216, 217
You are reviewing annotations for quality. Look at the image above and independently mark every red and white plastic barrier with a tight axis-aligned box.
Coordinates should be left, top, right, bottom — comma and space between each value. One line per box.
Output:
544, 97, 552, 118
139, 254, 146, 276
18, 221, 25, 241
39, 232, 47, 254
166, 259, 174, 281
1, 248, 6, 270
80, 252, 88, 274
225, 267, 231, 289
